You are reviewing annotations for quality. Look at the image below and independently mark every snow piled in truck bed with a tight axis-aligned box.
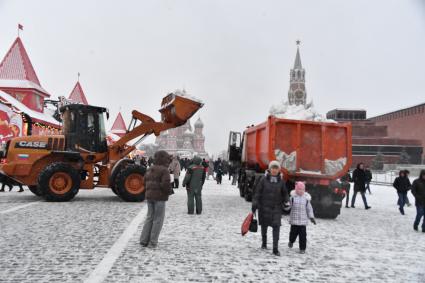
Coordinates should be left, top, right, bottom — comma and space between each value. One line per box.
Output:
270, 101, 335, 123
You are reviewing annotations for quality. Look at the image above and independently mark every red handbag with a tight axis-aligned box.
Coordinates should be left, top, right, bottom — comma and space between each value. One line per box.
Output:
241, 212, 254, 236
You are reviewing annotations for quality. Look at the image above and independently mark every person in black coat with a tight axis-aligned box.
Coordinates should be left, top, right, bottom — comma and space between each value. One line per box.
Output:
252, 161, 289, 256
341, 171, 352, 208
351, 163, 371, 210
393, 170, 411, 215
411, 170, 425, 232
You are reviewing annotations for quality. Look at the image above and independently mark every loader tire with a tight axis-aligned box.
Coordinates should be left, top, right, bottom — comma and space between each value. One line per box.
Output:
28, 185, 44, 196
115, 164, 146, 202
38, 162, 80, 202
111, 186, 118, 196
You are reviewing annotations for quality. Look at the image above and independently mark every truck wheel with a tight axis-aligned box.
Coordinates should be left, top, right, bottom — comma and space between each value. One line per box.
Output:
28, 185, 44, 196
111, 186, 118, 196
115, 165, 146, 202
38, 162, 80, 202
312, 202, 341, 219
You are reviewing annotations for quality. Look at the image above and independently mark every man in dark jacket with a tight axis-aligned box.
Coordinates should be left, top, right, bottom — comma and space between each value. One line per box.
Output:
351, 163, 371, 210
411, 170, 425, 232
183, 156, 206, 215
393, 170, 411, 215
140, 150, 173, 248
252, 160, 289, 256
365, 166, 372, 194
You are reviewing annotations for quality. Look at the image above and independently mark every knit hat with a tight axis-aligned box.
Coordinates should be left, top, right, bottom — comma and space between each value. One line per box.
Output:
268, 160, 281, 170
295, 181, 306, 195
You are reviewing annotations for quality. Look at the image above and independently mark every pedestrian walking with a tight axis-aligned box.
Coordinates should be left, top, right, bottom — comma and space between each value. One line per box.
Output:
365, 166, 372, 194
393, 170, 411, 215
288, 181, 316, 254
147, 156, 154, 167
140, 150, 173, 248
208, 160, 214, 180
252, 161, 289, 256
216, 164, 223, 185
411, 170, 425, 232
183, 156, 206, 215
351, 163, 372, 210
169, 155, 181, 189
341, 171, 352, 208
404, 170, 412, 207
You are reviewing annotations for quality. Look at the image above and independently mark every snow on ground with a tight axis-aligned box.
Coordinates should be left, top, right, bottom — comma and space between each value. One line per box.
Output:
1, 177, 425, 282
107, 178, 425, 282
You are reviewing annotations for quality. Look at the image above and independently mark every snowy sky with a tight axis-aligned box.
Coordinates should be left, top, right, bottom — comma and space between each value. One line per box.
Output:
1, 0, 425, 155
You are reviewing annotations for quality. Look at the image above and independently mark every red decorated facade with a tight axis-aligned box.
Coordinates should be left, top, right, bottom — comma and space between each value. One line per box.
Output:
0, 36, 61, 142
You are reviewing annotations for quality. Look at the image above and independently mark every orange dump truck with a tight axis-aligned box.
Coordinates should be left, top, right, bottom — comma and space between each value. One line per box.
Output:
228, 116, 352, 219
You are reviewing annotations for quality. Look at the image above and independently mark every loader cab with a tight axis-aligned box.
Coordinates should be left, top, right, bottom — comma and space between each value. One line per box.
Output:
228, 131, 242, 162
60, 104, 109, 153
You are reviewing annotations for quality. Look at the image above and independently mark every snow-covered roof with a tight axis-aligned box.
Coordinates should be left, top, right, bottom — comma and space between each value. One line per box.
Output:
0, 37, 49, 96
0, 79, 49, 96
0, 90, 60, 127
111, 112, 127, 137
68, 81, 88, 105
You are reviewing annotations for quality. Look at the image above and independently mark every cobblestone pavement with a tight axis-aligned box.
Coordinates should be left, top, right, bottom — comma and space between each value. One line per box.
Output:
1, 178, 425, 282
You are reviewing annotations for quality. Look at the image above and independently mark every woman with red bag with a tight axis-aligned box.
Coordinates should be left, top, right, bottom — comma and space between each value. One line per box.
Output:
252, 161, 289, 256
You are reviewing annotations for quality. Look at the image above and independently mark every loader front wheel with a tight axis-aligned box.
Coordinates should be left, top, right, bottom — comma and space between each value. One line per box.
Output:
115, 165, 146, 202
28, 185, 44, 196
38, 162, 80, 202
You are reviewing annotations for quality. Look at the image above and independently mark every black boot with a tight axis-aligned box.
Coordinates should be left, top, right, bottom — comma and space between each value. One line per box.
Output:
414, 224, 418, 231
273, 243, 280, 256
261, 236, 267, 249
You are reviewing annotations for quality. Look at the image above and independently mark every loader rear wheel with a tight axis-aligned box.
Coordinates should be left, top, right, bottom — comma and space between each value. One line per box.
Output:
115, 165, 146, 202
38, 162, 80, 202
28, 185, 44, 196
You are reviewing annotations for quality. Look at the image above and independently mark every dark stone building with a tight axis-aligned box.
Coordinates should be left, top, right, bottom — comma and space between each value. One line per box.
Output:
326, 109, 423, 168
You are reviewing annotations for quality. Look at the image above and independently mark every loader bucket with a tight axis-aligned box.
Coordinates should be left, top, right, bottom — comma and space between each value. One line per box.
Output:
159, 92, 204, 126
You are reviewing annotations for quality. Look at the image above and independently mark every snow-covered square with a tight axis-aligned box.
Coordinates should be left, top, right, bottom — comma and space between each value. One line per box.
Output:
0, 177, 424, 282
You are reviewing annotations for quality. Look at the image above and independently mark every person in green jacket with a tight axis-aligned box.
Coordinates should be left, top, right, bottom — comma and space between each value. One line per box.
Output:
183, 156, 206, 215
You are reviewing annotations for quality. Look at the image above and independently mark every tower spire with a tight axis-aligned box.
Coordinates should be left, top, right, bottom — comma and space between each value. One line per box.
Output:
294, 40, 302, 69
287, 40, 307, 106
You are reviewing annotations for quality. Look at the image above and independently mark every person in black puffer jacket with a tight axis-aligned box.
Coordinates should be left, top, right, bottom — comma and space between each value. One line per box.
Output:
351, 163, 371, 210
252, 160, 289, 256
140, 150, 173, 248
393, 170, 412, 215
412, 170, 425, 232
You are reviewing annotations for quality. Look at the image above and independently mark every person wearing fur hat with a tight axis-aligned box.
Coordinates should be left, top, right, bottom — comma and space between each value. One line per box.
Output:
252, 160, 289, 256
140, 150, 173, 248
288, 181, 316, 254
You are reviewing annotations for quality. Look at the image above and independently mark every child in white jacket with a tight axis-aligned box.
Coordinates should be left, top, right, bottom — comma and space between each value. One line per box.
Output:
289, 181, 316, 254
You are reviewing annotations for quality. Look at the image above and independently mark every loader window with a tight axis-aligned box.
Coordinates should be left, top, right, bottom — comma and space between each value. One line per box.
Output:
62, 107, 108, 153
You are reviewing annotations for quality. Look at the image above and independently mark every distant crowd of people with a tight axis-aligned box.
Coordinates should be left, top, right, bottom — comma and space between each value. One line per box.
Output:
341, 163, 425, 233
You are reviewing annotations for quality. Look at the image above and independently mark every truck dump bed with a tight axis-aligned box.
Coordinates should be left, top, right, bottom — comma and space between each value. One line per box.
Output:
243, 116, 352, 184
